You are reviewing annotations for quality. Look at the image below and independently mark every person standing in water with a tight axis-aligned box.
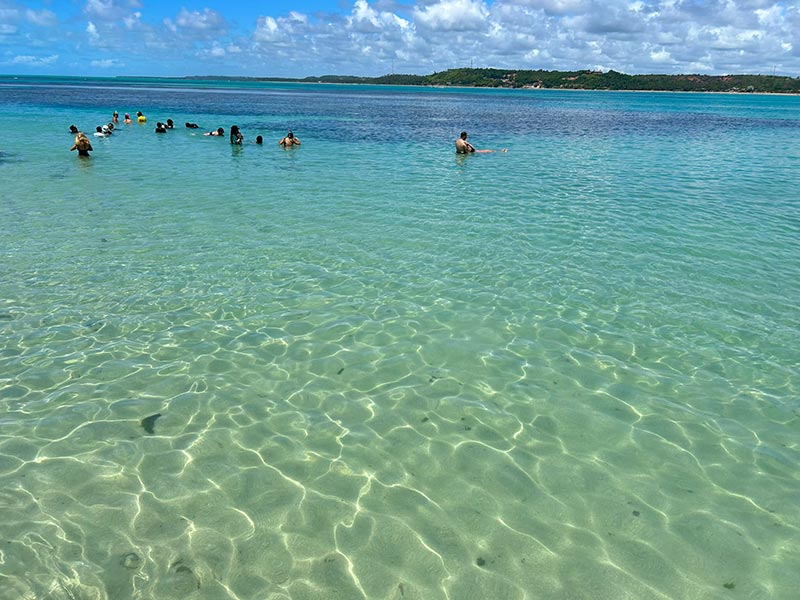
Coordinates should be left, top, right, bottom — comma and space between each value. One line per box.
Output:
70, 132, 93, 157
279, 130, 300, 147
230, 125, 243, 145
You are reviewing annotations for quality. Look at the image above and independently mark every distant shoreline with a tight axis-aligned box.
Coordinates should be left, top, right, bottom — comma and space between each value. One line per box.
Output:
3, 70, 800, 95
180, 68, 800, 95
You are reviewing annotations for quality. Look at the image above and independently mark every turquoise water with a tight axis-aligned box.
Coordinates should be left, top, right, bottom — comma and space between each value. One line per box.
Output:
1, 77, 799, 599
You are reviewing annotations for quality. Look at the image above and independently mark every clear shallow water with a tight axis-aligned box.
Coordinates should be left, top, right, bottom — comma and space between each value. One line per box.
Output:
1, 77, 799, 599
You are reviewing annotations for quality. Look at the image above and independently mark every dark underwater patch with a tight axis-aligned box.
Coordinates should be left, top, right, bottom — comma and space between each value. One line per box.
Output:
141, 413, 162, 434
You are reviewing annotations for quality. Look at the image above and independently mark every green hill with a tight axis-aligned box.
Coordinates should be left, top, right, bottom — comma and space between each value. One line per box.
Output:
186, 68, 800, 93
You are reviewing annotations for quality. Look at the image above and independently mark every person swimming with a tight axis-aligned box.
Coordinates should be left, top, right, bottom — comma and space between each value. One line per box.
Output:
455, 131, 507, 154
204, 127, 224, 136
136, 111, 147, 123
185, 122, 199, 128
124, 113, 133, 124
455, 131, 476, 153
69, 124, 79, 134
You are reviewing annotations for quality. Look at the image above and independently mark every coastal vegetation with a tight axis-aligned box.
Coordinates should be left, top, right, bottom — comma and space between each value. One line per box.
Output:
188, 68, 800, 93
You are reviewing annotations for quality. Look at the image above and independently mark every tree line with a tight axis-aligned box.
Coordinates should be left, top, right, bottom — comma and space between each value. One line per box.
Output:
195, 68, 800, 93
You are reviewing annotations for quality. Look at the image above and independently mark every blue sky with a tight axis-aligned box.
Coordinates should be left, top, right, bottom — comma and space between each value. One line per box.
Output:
2, 1, 798, 77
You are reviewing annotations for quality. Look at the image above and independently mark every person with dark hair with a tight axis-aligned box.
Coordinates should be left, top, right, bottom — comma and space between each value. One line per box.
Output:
204, 127, 224, 136
456, 131, 475, 153
69, 124, 79, 134
230, 125, 243, 145
279, 130, 300, 147
455, 131, 506, 154
155, 122, 167, 133
255, 135, 263, 144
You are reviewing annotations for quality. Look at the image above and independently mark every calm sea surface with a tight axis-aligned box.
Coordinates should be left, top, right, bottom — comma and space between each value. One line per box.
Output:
1, 76, 799, 600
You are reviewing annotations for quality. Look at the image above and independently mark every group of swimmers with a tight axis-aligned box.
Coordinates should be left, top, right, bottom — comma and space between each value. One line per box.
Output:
69, 110, 301, 157
70, 112, 501, 158
198, 125, 299, 146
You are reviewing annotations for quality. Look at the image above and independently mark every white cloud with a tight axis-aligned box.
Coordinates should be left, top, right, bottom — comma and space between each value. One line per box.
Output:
755, 5, 783, 27
650, 48, 672, 63
163, 7, 228, 41
291, 11, 310, 25
497, 0, 588, 16
0, 7, 21, 20
414, 0, 489, 31
1, 0, 798, 77
253, 16, 280, 42
84, 0, 128, 22
175, 8, 226, 32
26, 9, 57, 27
11, 54, 59, 66
348, 0, 409, 33
253, 11, 309, 42
91, 58, 122, 68
87, 21, 100, 41
124, 12, 142, 29
199, 42, 243, 58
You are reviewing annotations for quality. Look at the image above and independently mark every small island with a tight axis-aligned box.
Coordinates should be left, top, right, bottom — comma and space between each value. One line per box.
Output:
186, 67, 800, 94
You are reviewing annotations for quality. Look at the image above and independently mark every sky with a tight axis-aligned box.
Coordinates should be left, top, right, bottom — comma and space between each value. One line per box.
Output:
1, 0, 798, 77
